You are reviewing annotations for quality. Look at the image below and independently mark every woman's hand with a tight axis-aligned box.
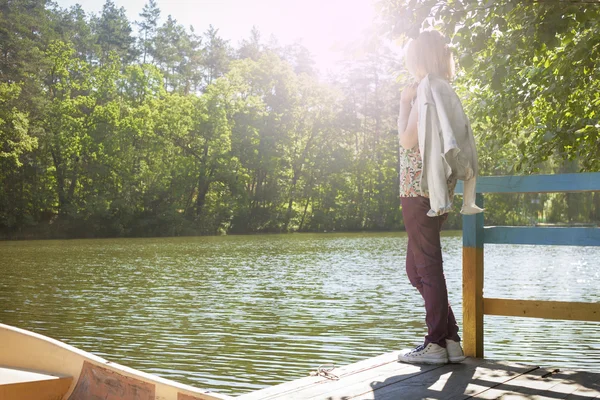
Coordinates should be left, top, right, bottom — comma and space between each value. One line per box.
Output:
401, 83, 418, 104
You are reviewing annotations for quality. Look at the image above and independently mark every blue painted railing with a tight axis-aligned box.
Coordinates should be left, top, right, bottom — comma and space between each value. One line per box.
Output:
455, 172, 600, 357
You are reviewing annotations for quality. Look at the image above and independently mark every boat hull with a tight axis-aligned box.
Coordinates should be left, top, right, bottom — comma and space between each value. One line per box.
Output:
0, 323, 231, 400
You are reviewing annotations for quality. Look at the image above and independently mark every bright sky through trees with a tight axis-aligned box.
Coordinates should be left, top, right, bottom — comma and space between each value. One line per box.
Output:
52, 0, 377, 73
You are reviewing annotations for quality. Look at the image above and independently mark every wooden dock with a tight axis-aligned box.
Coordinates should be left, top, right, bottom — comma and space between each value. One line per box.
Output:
236, 352, 600, 400
235, 174, 600, 400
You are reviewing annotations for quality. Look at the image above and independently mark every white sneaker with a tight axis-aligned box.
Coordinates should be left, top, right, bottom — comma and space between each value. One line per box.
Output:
445, 339, 466, 363
398, 343, 448, 365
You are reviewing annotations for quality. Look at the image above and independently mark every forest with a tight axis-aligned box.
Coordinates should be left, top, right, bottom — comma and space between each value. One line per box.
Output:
1, 0, 599, 239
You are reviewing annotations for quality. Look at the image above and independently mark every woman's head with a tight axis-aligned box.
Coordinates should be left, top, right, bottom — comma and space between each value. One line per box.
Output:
405, 30, 455, 82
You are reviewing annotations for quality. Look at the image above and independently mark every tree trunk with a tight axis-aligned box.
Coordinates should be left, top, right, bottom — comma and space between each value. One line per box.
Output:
195, 171, 211, 219
284, 168, 300, 231
298, 196, 311, 232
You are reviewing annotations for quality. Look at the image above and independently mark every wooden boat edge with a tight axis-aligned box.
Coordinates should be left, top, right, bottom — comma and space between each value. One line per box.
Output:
0, 323, 232, 400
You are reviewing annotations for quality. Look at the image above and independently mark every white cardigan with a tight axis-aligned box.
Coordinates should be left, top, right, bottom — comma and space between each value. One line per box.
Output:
416, 74, 484, 217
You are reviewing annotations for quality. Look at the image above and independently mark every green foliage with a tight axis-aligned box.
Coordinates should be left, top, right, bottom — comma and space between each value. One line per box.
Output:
92, 0, 137, 64
136, 0, 160, 64
0, 83, 36, 167
378, 0, 600, 173
0, 83, 37, 229
0, 1, 597, 239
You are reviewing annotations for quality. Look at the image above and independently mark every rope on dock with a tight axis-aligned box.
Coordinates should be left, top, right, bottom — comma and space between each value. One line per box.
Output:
541, 369, 560, 378
309, 364, 339, 380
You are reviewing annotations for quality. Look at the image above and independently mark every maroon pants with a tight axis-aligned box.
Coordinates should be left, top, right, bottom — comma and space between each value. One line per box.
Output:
401, 196, 460, 347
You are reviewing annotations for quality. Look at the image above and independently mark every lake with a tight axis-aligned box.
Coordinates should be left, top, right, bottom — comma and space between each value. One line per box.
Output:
1, 232, 599, 396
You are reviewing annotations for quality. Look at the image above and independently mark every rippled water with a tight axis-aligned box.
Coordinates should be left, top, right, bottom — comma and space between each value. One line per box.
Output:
1, 233, 598, 396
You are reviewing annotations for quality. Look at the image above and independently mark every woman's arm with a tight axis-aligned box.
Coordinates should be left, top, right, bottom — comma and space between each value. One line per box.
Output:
398, 85, 419, 150
398, 103, 418, 150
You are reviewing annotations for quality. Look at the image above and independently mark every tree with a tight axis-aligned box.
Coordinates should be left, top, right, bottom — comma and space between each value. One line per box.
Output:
0, 83, 35, 167
93, 0, 137, 64
376, 0, 600, 173
136, 0, 160, 64
280, 42, 317, 77
201, 25, 232, 89
238, 26, 263, 61
152, 15, 202, 94
0, 0, 55, 83
0, 83, 37, 229
51, 4, 98, 63
39, 41, 95, 219
5, 0, 595, 238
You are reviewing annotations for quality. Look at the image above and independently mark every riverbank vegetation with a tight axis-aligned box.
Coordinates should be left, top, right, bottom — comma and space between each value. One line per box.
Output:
1, 0, 598, 239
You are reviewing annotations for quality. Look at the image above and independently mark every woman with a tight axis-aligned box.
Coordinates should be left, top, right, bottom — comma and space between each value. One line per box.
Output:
397, 30, 467, 365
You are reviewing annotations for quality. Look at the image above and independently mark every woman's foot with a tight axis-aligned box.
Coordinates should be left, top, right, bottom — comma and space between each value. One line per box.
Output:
445, 339, 466, 363
398, 343, 448, 364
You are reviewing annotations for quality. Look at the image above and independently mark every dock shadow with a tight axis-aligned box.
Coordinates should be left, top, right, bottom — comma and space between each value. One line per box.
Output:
365, 361, 600, 400
367, 362, 473, 400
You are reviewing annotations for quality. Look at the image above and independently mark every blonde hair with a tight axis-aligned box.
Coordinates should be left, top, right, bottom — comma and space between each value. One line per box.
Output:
405, 30, 455, 81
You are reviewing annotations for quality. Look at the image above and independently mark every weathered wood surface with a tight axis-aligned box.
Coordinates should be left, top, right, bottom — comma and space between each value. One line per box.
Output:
462, 193, 485, 358
0, 366, 73, 400
483, 226, 600, 246
454, 173, 600, 194
236, 354, 600, 400
469, 367, 600, 399
484, 298, 600, 322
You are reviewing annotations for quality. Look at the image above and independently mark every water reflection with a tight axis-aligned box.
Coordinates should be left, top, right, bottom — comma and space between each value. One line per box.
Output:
0, 233, 598, 396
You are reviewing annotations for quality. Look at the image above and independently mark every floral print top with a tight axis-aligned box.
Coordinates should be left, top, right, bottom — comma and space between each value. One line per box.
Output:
399, 146, 457, 198
399, 146, 423, 197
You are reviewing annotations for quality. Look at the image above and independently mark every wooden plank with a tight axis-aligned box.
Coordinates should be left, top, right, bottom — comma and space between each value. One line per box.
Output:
69, 360, 155, 400
454, 173, 600, 194
484, 226, 600, 246
566, 369, 600, 399
469, 367, 600, 399
304, 359, 442, 400
0, 378, 73, 400
0, 367, 65, 385
462, 247, 484, 358
342, 358, 487, 400
484, 298, 600, 322
0, 367, 73, 400
362, 358, 538, 400
236, 352, 414, 400
468, 367, 569, 399
462, 193, 485, 249
463, 194, 485, 359
236, 353, 600, 400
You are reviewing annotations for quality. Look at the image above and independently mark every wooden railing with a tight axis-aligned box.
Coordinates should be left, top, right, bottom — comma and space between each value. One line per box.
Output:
456, 173, 600, 358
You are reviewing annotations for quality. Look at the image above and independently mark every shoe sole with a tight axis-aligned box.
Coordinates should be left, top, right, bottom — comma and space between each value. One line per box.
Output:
449, 355, 466, 363
398, 356, 448, 365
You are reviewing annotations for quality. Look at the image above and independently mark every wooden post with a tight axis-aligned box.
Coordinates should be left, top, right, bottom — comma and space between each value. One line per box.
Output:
462, 193, 484, 358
